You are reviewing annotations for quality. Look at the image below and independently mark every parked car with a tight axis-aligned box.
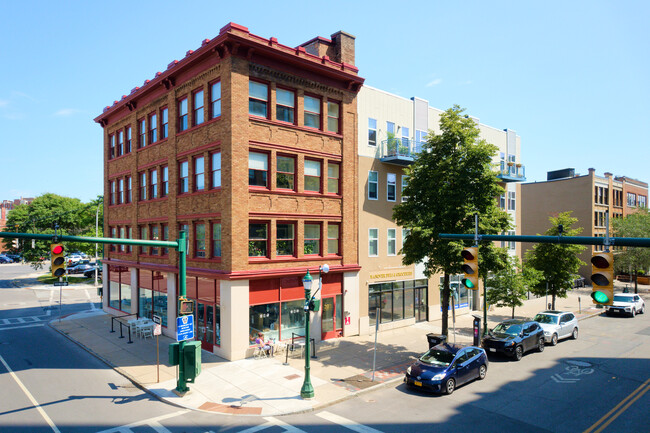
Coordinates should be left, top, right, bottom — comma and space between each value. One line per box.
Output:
605, 293, 646, 317
0, 255, 12, 264
67, 263, 94, 274
66, 255, 83, 266
404, 343, 488, 395
84, 267, 102, 278
533, 311, 578, 346
482, 319, 545, 361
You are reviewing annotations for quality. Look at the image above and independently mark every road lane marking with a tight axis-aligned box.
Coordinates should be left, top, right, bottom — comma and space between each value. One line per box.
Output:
84, 288, 97, 310
0, 323, 45, 332
94, 410, 190, 433
583, 377, 650, 433
0, 354, 60, 433
238, 417, 307, 433
316, 411, 384, 433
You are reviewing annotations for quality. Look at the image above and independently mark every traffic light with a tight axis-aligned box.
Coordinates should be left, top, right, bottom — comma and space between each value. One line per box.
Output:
591, 251, 614, 305
461, 247, 479, 290
51, 244, 66, 278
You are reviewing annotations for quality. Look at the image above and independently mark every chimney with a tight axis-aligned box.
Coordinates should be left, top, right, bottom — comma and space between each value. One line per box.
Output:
604, 172, 612, 178
330, 31, 356, 66
588, 168, 595, 175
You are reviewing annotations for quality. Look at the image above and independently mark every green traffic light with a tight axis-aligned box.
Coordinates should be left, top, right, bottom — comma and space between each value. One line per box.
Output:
591, 291, 609, 304
462, 278, 475, 289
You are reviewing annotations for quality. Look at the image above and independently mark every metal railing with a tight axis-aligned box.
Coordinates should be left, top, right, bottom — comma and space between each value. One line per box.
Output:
110, 313, 137, 344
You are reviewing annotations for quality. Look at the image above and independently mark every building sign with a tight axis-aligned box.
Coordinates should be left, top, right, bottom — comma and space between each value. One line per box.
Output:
369, 271, 413, 280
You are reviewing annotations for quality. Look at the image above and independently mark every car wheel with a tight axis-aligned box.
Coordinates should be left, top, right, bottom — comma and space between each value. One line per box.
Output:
551, 333, 558, 346
538, 337, 545, 352
514, 345, 523, 361
445, 378, 456, 395
631, 308, 636, 318
571, 328, 578, 340
478, 364, 487, 380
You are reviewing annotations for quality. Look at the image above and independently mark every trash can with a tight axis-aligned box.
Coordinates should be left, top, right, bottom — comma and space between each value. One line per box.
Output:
426, 333, 446, 349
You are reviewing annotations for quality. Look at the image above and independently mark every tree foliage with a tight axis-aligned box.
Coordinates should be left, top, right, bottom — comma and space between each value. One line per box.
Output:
612, 207, 650, 293
393, 105, 509, 336
487, 254, 542, 318
2, 194, 103, 270
524, 212, 586, 309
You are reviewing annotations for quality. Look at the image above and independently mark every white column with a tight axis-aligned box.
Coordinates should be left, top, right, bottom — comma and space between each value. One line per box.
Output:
166, 272, 177, 338
343, 271, 360, 336
214, 279, 249, 361
130, 269, 138, 315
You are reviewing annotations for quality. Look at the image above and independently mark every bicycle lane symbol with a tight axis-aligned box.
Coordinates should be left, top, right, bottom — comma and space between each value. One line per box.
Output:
552, 360, 595, 384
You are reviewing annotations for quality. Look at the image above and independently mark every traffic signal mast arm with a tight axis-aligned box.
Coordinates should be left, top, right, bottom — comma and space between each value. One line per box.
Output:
439, 233, 650, 247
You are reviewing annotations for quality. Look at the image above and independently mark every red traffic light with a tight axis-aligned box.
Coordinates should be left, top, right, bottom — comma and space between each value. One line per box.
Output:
52, 245, 64, 255
461, 249, 476, 260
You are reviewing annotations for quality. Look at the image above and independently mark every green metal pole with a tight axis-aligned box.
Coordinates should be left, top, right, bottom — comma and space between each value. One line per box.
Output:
300, 271, 314, 399
176, 230, 188, 393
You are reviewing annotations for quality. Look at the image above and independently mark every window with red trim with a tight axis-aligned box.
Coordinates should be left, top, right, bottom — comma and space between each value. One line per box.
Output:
160, 107, 168, 139
125, 126, 132, 153
161, 166, 168, 197
277, 155, 295, 190
148, 113, 157, 144
110, 226, 116, 251
109, 134, 115, 159
150, 168, 158, 199
327, 101, 340, 133
109, 181, 115, 205
211, 222, 221, 257
327, 162, 340, 194
117, 178, 124, 204
127, 226, 133, 252
249, 81, 268, 117
193, 89, 204, 126
304, 95, 321, 129
195, 223, 206, 258
304, 223, 321, 255
139, 171, 147, 201
119, 227, 125, 252
139, 226, 148, 254
210, 152, 221, 189
276, 88, 295, 123
151, 224, 159, 255
161, 224, 169, 255
178, 98, 188, 132
194, 156, 205, 191
276, 222, 295, 257
210, 81, 221, 119
249, 222, 268, 257
304, 159, 321, 193
327, 223, 340, 255
116, 130, 124, 157
138, 119, 146, 148
125, 176, 132, 203
249, 152, 268, 187
179, 161, 189, 194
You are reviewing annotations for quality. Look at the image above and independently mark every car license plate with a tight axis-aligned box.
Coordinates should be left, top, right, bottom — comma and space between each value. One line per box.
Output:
414, 381, 422, 387
489, 348, 496, 352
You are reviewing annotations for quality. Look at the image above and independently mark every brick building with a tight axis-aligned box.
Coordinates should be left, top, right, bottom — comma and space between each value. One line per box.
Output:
94, 23, 364, 361
0, 197, 34, 252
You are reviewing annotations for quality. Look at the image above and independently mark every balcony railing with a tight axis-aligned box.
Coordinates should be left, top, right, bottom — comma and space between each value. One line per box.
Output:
496, 161, 526, 182
380, 138, 422, 166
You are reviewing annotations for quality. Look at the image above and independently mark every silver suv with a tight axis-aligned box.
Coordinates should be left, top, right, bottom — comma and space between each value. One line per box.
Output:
533, 311, 578, 346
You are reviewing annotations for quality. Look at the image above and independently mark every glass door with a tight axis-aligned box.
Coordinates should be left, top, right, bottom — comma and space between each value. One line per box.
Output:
196, 302, 214, 351
321, 296, 342, 340
415, 287, 427, 322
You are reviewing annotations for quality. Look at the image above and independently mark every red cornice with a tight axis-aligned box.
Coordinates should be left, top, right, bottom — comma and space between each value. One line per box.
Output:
249, 139, 342, 160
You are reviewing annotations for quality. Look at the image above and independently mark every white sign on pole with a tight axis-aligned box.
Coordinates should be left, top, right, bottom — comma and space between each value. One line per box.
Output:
153, 324, 162, 336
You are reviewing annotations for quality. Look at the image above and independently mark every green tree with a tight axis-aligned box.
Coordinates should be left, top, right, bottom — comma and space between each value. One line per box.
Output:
2, 194, 103, 270
612, 208, 650, 294
486, 255, 542, 318
525, 212, 586, 309
393, 105, 508, 337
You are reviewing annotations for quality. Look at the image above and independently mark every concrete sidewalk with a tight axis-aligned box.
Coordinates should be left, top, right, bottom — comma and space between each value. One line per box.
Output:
49, 284, 635, 417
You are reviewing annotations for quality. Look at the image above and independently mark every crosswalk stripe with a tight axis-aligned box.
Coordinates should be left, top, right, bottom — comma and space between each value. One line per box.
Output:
316, 411, 384, 433
237, 418, 307, 433
94, 410, 190, 433
0, 323, 45, 332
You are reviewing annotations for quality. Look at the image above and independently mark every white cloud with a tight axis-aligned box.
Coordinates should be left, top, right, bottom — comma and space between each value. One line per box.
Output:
53, 108, 81, 117
426, 78, 442, 87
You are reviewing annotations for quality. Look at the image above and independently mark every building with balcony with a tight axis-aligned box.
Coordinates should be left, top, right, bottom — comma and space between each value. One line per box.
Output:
521, 168, 648, 281
95, 23, 364, 361
356, 86, 524, 334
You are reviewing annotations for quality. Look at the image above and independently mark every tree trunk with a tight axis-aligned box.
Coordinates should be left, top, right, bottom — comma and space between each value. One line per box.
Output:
634, 267, 638, 294
441, 273, 450, 337
552, 293, 556, 310
511, 305, 515, 319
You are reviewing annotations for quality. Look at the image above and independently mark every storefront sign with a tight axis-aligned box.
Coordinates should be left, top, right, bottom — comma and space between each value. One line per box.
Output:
369, 271, 413, 280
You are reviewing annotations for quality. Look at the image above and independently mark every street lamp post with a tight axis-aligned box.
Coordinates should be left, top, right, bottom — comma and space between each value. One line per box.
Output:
300, 270, 314, 399
95, 202, 100, 288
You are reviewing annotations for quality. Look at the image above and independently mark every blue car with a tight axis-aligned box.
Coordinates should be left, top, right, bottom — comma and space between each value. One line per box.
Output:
404, 343, 488, 394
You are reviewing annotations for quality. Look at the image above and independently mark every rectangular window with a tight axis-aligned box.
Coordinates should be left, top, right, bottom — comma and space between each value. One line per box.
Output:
161, 224, 169, 255
249, 81, 268, 117
150, 225, 159, 255
179, 161, 189, 194
138, 119, 146, 148
139, 226, 148, 255
211, 222, 221, 257
178, 98, 188, 132
402, 228, 409, 250
401, 175, 408, 202
327, 162, 340, 194
210, 152, 221, 189
508, 230, 516, 250
304, 223, 320, 256
387, 173, 396, 201
109, 181, 115, 205
499, 193, 506, 209
327, 101, 340, 133
160, 108, 168, 139
125, 126, 131, 153
276, 155, 295, 190
276, 88, 295, 123
368, 118, 377, 146
110, 227, 116, 252
368, 171, 378, 200
195, 223, 206, 258
304, 95, 321, 129
387, 121, 395, 135
117, 178, 124, 204
249, 152, 268, 187
193, 89, 204, 126
161, 166, 168, 197
327, 224, 339, 255
627, 193, 636, 207
127, 226, 133, 252
119, 227, 125, 252
109, 134, 115, 159
116, 130, 123, 157
276, 223, 295, 256
248, 223, 268, 257
639, 195, 647, 208
402, 126, 410, 142
150, 169, 158, 199
148, 113, 157, 144
508, 191, 516, 211
210, 81, 221, 119
304, 159, 321, 192
387, 228, 396, 256
194, 156, 205, 191
139, 172, 147, 201
368, 228, 378, 257
126, 176, 132, 203
415, 130, 427, 152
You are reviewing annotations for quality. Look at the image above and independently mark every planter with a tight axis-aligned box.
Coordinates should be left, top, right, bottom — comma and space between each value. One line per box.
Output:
638, 276, 649, 285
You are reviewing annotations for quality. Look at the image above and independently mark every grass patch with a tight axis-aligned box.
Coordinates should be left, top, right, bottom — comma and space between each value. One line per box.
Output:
36, 274, 99, 285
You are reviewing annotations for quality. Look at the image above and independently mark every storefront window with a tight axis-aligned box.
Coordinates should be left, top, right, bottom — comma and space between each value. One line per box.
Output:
369, 279, 427, 324
139, 271, 168, 326
249, 303, 280, 343
280, 299, 305, 341
108, 265, 131, 312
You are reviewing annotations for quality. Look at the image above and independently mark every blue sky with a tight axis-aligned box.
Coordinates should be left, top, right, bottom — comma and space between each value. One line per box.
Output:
1, 1, 647, 203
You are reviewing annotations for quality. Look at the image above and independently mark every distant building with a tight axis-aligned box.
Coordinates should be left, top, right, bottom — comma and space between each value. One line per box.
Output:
0, 197, 35, 252
521, 168, 648, 281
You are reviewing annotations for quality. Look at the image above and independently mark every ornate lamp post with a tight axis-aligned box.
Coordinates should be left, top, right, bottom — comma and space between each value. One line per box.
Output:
300, 270, 314, 399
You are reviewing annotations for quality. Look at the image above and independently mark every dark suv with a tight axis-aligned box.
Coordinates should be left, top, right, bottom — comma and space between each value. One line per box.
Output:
482, 319, 545, 361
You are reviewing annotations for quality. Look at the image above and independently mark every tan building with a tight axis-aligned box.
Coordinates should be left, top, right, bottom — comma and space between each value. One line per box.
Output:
357, 86, 524, 334
521, 168, 648, 281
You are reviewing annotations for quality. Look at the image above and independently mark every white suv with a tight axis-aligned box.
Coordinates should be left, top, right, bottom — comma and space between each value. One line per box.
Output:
606, 294, 646, 317
533, 311, 579, 346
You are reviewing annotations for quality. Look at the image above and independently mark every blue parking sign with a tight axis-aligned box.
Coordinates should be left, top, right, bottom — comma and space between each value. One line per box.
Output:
176, 315, 194, 342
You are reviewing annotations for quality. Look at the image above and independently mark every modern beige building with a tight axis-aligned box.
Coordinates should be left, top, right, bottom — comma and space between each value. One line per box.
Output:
357, 86, 524, 335
521, 168, 648, 281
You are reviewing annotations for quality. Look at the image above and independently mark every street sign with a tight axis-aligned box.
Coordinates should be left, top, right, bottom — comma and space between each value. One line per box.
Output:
176, 314, 194, 342
153, 324, 162, 336
54, 281, 69, 286
152, 315, 161, 325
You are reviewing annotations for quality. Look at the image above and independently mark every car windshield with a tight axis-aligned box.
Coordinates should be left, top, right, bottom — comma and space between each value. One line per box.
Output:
534, 314, 558, 324
613, 295, 633, 302
419, 349, 455, 367
493, 323, 523, 336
